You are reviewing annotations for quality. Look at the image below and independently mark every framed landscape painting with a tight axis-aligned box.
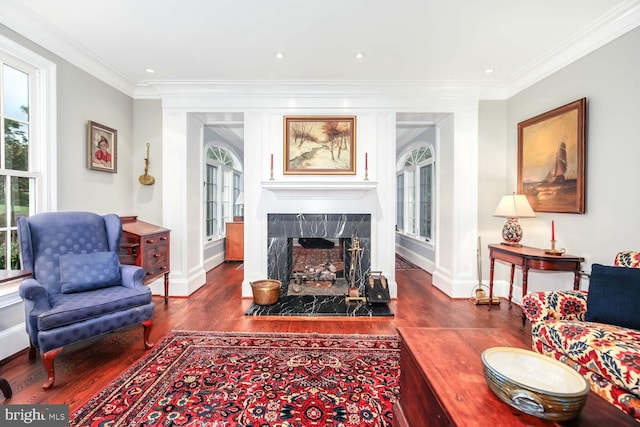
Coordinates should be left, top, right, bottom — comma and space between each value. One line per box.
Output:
284, 116, 356, 175
517, 98, 586, 213
87, 120, 117, 173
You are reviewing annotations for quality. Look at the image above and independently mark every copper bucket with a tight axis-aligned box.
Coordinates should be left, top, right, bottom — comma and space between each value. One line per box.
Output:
250, 280, 281, 305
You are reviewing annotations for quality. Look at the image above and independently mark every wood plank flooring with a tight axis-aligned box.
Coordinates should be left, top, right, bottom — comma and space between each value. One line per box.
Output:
0, 261, 531, 411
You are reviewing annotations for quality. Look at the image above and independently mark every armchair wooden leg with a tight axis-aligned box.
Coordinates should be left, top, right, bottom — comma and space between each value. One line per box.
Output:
28, 344, 37, 361
142, 320, 154, 349
42, 348, 62, 390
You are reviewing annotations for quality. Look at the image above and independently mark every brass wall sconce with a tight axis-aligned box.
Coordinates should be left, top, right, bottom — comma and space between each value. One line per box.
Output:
138, 143, 156, 185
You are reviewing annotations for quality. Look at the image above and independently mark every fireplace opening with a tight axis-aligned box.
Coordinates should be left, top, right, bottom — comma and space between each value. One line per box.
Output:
267, 213, 371, 297
289, 238, 348, 296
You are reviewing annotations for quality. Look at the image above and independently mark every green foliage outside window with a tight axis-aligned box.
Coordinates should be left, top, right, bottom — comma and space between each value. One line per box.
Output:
0, 238, 20, 270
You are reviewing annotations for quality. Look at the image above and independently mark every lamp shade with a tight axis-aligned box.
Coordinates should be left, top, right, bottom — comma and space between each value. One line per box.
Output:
234, 192, 244, 205
493, 194, 535, 218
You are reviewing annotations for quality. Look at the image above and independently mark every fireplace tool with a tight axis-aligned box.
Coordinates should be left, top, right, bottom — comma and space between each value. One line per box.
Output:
345, 235, 366, 303
472, 236, 500, 305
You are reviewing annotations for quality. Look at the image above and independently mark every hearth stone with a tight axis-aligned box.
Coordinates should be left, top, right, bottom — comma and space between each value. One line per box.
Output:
245, 295, 394, 317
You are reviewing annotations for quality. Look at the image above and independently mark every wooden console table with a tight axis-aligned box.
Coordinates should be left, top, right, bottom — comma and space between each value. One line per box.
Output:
488, 243, 584, 307
393, 327, 636, 426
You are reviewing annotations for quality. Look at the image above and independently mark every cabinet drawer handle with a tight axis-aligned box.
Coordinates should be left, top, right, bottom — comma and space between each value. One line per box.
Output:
146, 239, 155, 243
160, 236, 168, 241
154, 253, 161, 258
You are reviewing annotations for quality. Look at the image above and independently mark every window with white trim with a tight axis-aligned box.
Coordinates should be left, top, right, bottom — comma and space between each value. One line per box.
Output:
396, 146, 435, 241
204, 145, 242, 241
396, 174, 404, 231
1, 54, 38, 269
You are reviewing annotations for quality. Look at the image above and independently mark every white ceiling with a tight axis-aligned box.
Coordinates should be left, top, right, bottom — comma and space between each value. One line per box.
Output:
2, 0, 640, 98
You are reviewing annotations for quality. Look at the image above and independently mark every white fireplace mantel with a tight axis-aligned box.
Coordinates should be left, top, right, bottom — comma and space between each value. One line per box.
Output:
261, 180, 377, 200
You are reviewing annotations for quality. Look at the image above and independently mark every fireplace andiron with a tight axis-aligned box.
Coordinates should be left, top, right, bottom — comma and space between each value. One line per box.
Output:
345, 235, 366, 303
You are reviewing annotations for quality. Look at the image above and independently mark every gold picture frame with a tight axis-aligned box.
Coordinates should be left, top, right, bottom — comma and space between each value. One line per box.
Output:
284, 116, 356, 175
87, 120, 117, 173
517, 98, 586, 213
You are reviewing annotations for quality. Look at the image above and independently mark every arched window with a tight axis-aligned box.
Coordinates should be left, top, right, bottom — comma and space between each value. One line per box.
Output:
204, 145, 242, 241
207, 147, 234, 166
396, 145, 434, 241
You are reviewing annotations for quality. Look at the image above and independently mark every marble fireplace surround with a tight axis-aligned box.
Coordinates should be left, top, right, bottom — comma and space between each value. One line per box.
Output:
267, 213, 371, 294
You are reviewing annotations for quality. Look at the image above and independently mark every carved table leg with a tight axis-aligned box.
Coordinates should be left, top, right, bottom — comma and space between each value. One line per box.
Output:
488, 257, 496, 311
163, 273, 169, 304
573, 270, 581, 290
508, 264, 515, 307
522, 267, 529, 300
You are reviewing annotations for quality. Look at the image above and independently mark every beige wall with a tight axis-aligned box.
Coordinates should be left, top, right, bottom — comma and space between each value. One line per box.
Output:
56, 60, 134, 213
0, 23, 135, 215
132, 99, 163, 225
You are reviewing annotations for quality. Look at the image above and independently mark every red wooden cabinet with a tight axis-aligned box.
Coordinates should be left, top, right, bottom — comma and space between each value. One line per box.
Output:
119, 216, 171, 304
225, 221, 244, 261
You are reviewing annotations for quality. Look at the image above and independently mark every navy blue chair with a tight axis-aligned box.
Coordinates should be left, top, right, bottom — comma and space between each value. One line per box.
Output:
17, 211, 154, 389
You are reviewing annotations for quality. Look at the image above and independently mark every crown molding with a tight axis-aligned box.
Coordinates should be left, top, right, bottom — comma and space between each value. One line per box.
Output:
141, 79, 495, 100
0, 0, 138, 96
505, 0, 640, 98
2, 0, 639, 101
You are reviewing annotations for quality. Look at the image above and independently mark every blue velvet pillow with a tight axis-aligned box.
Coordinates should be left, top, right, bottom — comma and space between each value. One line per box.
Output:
585, 263, 640, 330
60, 252, 122, 293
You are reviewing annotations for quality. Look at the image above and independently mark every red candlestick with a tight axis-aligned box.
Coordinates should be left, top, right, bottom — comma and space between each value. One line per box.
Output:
270, 154, 273, 169
365, 153, 368, 170
551, 220, 555, 241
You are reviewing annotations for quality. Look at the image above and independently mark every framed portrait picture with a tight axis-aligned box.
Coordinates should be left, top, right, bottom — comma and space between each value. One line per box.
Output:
517, 98, 586, 213
284, 116, 356, 175
87, 120, 117, 173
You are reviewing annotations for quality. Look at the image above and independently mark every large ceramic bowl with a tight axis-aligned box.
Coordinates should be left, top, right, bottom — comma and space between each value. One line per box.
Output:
481, 347, 589, 421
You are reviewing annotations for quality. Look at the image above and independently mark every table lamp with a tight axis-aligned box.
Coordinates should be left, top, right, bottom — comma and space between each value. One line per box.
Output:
493, 194, 535, 246
234, 192, 244, 221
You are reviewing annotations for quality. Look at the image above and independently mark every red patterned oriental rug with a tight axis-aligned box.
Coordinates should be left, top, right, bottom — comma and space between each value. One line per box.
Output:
70, 331, 400, 427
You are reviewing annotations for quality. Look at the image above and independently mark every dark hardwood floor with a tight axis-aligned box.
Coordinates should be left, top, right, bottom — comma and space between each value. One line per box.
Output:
0, 261, 531, 410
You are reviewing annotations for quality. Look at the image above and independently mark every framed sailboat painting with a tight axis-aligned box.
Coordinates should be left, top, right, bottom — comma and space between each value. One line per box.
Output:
517, 98, 586, 213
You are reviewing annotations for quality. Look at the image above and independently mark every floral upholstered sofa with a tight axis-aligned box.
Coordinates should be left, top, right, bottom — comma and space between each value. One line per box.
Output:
522, 251, 640, 421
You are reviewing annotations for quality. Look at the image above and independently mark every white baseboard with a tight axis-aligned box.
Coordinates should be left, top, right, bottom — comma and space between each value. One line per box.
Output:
395, 245, 435, 273
0, 323, 29, 361
204, 253, 225, 272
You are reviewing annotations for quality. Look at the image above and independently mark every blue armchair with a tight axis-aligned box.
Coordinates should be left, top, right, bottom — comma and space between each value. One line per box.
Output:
17, 211, 154, 390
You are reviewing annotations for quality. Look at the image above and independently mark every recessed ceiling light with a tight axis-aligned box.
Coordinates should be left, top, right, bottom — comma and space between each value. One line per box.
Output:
274, 52, 285, 59
145, 68, 156, 74
484, 68, 494, 74
354, 52, 365, 60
